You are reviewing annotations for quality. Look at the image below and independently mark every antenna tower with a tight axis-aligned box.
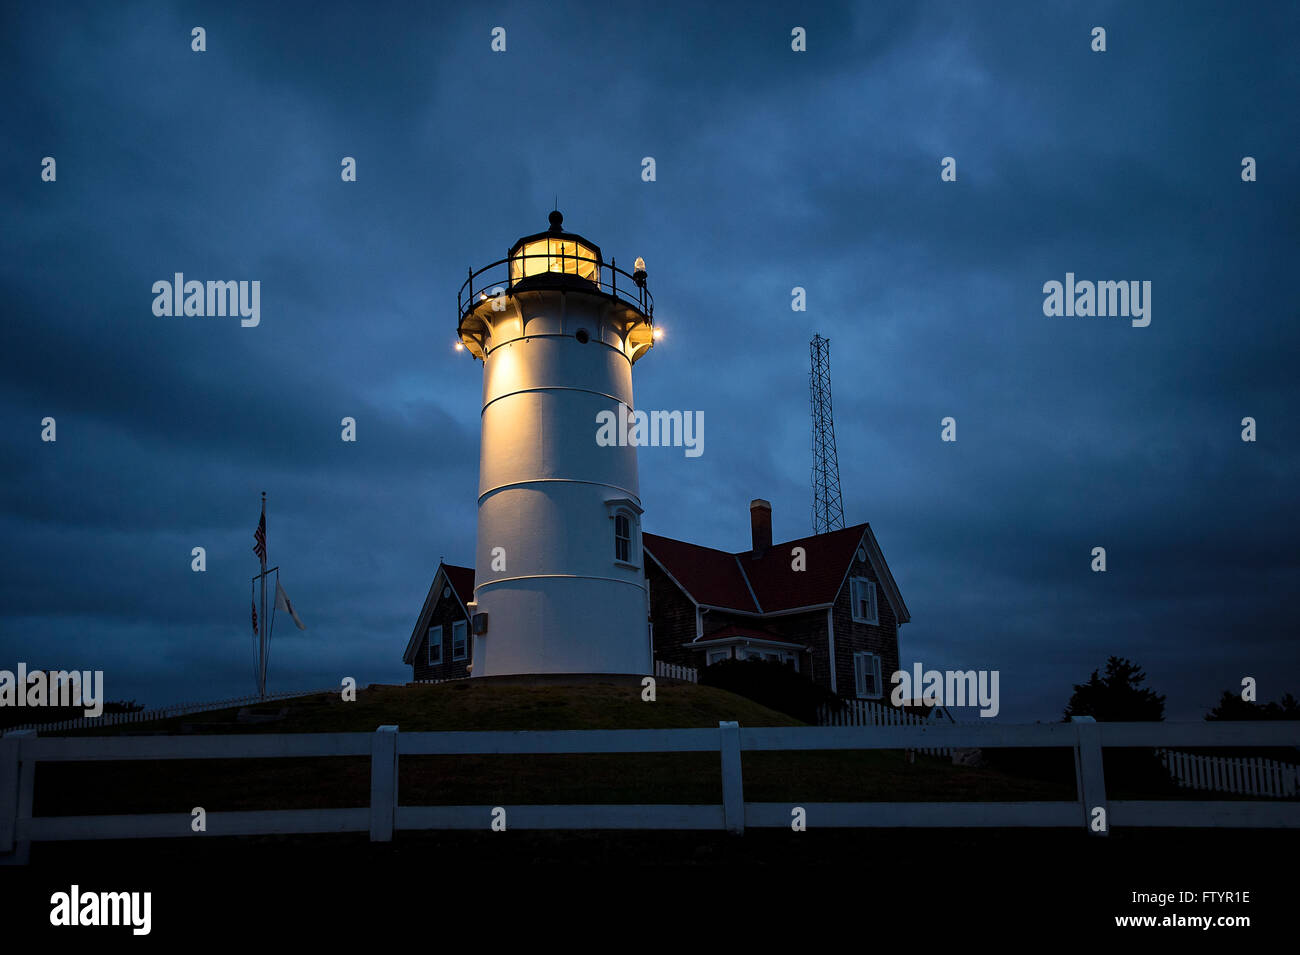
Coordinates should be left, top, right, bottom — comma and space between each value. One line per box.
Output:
810, 334, 846, 535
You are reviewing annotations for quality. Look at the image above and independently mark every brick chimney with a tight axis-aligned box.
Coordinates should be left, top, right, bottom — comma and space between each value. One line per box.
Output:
750, 499, 772, 557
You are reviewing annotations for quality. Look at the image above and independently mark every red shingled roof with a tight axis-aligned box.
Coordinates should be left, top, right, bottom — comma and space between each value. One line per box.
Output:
739, 524, 866, 612
698, 624, 804, 647
641, 533, 759, 613
644, 523, 908, 622
443, 564, 475, 608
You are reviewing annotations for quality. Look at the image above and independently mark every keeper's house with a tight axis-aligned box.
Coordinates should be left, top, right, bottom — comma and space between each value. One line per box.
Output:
402, 563, 475, 682
644, 500, 907, 700
403, 499, 908, 702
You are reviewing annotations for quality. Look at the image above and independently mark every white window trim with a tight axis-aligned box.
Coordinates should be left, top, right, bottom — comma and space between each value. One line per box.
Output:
605, 499, 643, 570
427, 625, 443, 666
850, 577, 879, 625
614, 512, 635, 566
451, 619, 468, 661
854, 651, 883, 699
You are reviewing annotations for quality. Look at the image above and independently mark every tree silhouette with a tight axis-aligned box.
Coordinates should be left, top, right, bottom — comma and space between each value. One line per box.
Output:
1064, 656, 1165, 722
1062, 657, 1171, 796
1207, 690, 1299, 721
1204, 691, 1299, 762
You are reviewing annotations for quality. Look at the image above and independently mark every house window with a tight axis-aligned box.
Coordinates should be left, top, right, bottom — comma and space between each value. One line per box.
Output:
850, 577, 879, 625
452, 620, 467, 661
854, 652, 883, 699
614, 514, 632, 562
427, 625, 443, 666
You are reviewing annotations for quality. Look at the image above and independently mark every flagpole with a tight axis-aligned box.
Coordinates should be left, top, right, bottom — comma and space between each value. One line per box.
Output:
265, 568, 280, 689
259, 491, 268, 699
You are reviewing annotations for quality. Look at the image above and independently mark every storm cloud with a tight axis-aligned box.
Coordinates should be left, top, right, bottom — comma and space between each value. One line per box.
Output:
1, 1, 1296, 719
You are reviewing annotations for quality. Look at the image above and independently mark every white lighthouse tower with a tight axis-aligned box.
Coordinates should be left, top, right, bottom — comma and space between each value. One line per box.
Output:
456, 211, 656, 676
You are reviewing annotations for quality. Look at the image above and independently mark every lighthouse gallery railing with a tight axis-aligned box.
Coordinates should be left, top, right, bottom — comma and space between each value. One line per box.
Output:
457, 251, 653, 325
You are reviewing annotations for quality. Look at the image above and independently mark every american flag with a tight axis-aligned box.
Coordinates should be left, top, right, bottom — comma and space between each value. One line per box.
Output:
251, 598, 259, 636
253, 512, 267, 564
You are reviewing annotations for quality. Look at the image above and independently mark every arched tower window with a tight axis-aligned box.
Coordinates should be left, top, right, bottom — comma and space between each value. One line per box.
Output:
604, 498, 644, 569
614, 514, 631, 563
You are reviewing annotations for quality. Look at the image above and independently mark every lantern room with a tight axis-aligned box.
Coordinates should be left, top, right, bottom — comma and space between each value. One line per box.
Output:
456, 210, 655, 364
509, 210, 601, 285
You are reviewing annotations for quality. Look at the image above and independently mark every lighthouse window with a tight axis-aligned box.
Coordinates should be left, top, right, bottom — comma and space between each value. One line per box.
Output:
575, 328, 590, 344
614, 514, 632, 562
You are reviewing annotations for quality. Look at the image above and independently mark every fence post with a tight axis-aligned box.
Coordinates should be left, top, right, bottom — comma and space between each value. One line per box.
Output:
369, 725, 399, 842
0, 730, 36, 865
718, 721, 745, 835
1071, 716, 1108, 837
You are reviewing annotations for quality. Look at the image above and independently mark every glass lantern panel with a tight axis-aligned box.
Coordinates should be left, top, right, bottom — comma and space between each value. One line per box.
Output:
509, 239, 599, 284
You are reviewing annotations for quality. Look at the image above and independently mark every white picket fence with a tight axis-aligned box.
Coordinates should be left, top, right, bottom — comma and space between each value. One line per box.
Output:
1159, 749, 1298, 798
817, 698, 953, 756
412, 667, 699, 685
654, 661, 698, 683
1, 686, 337, 737
5, 718, 1299, 864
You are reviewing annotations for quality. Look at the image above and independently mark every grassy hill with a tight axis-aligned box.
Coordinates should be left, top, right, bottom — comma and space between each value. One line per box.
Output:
111, 674, 804, 734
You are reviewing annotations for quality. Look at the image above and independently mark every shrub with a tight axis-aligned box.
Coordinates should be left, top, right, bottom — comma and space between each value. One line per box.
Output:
699, 658, 839, 724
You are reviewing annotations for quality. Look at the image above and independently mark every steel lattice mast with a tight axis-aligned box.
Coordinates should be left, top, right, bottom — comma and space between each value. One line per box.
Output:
810, 334, 845, 535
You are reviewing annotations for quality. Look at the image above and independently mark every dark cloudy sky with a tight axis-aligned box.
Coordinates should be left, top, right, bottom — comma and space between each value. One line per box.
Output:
2, 1, 1296, 720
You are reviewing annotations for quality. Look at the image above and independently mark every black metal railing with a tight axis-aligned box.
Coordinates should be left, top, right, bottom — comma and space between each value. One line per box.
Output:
458, 252, 653, 324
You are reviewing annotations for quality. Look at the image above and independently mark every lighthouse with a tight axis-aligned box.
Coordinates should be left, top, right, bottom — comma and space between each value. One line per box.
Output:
456, 211, 657, 676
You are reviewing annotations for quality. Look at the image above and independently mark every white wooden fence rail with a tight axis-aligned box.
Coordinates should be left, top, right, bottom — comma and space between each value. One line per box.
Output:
2, 718, 1297, 864
1158, 748, 1299, 798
